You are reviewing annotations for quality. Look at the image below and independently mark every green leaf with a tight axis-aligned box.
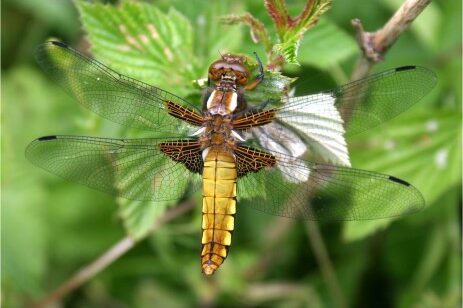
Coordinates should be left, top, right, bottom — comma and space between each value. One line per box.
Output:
173, 1, 245, 64
265, 0, 332, 65
153, 0, 245, 61
118, 199, 170, 240
77, 1, 200, 98
77, 1, 243, 101
343, 108, 462, 241
244, 70, 295, 104
297, 19, 358, 69
272, 37, 301, 65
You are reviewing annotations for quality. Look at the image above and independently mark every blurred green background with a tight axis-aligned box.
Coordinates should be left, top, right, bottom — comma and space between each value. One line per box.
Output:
2, 0, 461, 307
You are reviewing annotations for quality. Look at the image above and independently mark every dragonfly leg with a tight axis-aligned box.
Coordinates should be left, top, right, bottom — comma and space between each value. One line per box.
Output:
244, 52, 264, 91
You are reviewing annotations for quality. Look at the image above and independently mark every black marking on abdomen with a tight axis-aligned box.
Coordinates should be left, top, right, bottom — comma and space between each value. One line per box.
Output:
389, 176, 410, 186
395, 66, 416, 72
38, 135, 57, 141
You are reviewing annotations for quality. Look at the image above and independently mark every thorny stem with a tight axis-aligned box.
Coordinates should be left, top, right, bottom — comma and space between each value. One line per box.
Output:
34, 201, 196, 308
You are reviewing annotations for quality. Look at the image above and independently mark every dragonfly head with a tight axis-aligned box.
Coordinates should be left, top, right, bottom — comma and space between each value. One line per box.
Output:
208, 54, 250, 86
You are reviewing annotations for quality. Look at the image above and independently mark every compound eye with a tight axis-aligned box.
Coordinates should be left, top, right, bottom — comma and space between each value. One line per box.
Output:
236, 72, 248, 84
208, 67, 222, 81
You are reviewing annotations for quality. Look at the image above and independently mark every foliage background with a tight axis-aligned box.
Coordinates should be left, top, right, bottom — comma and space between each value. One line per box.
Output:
2, 0, 461, 307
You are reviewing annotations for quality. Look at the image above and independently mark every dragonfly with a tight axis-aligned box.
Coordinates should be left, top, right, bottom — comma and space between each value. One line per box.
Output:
26, 41, 436, 275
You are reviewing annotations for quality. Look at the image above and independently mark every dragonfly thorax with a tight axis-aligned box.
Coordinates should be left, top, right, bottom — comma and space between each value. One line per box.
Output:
199, 114, 237, 152
206, 90, 238, 115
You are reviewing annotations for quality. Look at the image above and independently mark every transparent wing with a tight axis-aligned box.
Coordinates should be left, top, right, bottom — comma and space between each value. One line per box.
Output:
275, 66, 437, 136
35, 41, 202, 134
237, 150, 424, 221
26, 135, 202, 201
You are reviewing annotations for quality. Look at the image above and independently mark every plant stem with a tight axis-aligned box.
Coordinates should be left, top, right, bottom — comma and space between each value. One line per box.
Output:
342, 0, 431, 120
34, 237, 134, 308
350, 0, 432, 78
305, 221, 347, 308
243, 217, 294, 280
33, 201, 195, 307
244, 282, 317, 304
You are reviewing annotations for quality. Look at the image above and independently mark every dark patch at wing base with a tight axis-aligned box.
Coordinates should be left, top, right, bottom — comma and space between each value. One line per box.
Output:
232, 109, 277, 130
235, 145, 276, 177
159, 140, 203, 174
165, 101, 204, 126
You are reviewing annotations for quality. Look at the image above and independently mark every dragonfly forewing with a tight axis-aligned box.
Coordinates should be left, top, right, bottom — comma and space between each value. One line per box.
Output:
275, 66, 437, 136
35, 41, 202, 135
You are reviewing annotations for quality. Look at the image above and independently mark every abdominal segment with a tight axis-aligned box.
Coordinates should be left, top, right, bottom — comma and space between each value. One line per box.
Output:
201, 148, 237, 275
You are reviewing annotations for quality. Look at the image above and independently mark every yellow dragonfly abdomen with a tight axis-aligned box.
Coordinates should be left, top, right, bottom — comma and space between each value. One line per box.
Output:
201, 148, 237, 275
